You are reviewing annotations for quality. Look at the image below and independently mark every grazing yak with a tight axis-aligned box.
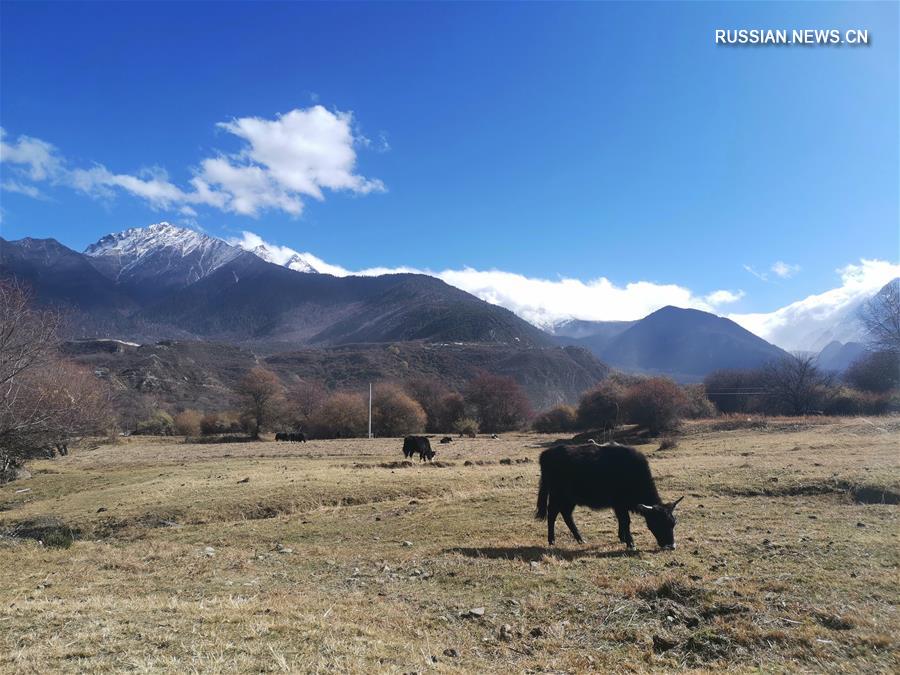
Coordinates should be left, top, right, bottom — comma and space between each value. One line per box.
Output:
440, 436, 453, 444
535, 442, 683, 550
402, 435, 436, 462
276, 432, 306, 442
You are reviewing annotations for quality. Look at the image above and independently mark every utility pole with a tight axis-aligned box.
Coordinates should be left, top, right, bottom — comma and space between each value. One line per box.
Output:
368, 382, 373, 439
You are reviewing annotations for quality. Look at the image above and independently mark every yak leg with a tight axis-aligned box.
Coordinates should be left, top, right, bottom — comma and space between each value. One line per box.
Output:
561, 505, 584, 544
615, 507, 635, 549
547, 498, 559, 546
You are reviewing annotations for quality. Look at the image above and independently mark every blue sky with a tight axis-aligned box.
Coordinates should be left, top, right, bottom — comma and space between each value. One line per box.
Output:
1, 1, 897, 333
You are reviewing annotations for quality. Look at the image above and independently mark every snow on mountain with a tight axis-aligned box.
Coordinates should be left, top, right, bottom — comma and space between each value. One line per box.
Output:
84, 222, 244, 286
84, 223, 320, 288
248, 242, 318, 273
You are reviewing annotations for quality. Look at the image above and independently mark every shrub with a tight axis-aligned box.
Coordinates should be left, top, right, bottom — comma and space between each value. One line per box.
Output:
845, 351, 900, 393
681, 384, 717, 419
435, 392, 467, 432
372, 384, 427, 437
658, 437, 678, 451
532, 405, 577, 433
622, 377, 687, 434
576, 382, 623, 430
404, 377, 452, 433
823, 387, 890, 416
466, 373, 532, 433
284, 380, 328, 429
703, 369, 767, 414
134, 410, 175, 436
310, 392, 368, 438
173, 409, 203, 436
200, 412, 221, 435
761, 355, 834, 416
199, 410, 243, 435
453, 417, 479, 438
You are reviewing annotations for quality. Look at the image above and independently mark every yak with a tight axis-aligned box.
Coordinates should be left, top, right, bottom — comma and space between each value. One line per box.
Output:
440, 436, 453, 444
402, 435, 435, 462
535, 443, 683, 550
276, 432, 306, 442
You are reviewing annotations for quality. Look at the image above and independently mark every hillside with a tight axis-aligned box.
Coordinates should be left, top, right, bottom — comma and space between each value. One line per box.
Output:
63, 339, 609, 410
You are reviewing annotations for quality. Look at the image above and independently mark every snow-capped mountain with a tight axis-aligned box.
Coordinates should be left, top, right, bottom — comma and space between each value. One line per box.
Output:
248, 243, 318, 274
84, 223, 320, 289
84, 222, 245, 290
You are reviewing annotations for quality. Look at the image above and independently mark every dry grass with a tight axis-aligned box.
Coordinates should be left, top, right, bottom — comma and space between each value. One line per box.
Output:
1, 419, 898, 673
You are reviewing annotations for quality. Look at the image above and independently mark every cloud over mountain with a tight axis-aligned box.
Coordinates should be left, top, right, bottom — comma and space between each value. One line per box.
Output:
730, 259, 900, 351
0, 106, 384, 217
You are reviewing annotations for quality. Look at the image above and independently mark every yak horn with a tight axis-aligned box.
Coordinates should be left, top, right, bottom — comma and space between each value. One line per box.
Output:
672, 496, 684, 508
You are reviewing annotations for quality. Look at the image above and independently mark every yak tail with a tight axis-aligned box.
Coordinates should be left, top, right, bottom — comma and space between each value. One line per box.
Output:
535, 477, 549, 520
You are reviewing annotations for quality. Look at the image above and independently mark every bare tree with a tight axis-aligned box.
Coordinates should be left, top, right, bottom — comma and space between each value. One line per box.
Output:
1, 281, 112, 480
763, 354, 832, 416
465, 372, 532, 433
236, 367, 284, 438
859, 279, 900, 354
284, 379, 328, 430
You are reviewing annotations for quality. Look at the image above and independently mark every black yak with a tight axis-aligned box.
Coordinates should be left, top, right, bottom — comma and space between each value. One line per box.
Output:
403, 435, 435, 462
535, 443, 683, 550
276, 432, 306, 442
440, 436, 453, 444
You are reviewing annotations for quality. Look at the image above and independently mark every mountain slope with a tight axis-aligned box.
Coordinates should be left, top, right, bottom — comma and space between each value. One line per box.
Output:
817, 341, 867, 373
84, 222, 252, 300
3, 229, 552, 349
599, 306, 788, 381
65, 338, 608, 410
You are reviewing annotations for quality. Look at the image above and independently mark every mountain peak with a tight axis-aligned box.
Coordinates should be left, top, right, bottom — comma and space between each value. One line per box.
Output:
83, 222, 245, 289
248, 242, 318, 273
84, 222, 217, 258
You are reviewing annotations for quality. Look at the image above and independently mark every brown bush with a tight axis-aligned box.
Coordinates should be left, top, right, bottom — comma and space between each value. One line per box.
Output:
576, 381, 624, 430
453, 417, 479, 438
466, 373, 532, 433
404, 377, 452, 432
622, 377, 687, 434
532, 405, 577, 433
845, 351, 900, 394
681, 384, 717, 419
173, 409, 203, 436
823, 387, 890, 416
310, 391, 368, 438
1, 282, 113, 479
372, 384, 427, 437
284, 380, 329, 429
435, 392, 467, 432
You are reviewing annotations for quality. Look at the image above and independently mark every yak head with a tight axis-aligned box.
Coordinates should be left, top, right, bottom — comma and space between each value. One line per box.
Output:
637, 496, 683, 550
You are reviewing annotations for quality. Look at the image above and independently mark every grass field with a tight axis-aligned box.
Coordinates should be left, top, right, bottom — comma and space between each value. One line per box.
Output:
1, 418, 898, 673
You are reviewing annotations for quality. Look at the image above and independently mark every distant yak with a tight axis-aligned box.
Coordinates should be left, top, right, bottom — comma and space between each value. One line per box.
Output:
440, 436, 453, 444
403, 435, 435, 462
535, 443, 682, 550
275, 432, 306, 443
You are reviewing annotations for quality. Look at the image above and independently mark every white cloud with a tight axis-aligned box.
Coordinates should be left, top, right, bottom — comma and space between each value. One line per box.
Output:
743, 264, 769, 282
0, 128, 63, 181
233, 231, 745, 328
730, 259, 900, 351
771, 261, 800, 279
704, 289, 745, 306
0, 106, 383, 217
0, 181, 46, 199
744, 260, 802, 282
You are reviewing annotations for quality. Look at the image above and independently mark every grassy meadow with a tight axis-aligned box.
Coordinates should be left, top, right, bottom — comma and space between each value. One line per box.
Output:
1, 418, 898, 673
